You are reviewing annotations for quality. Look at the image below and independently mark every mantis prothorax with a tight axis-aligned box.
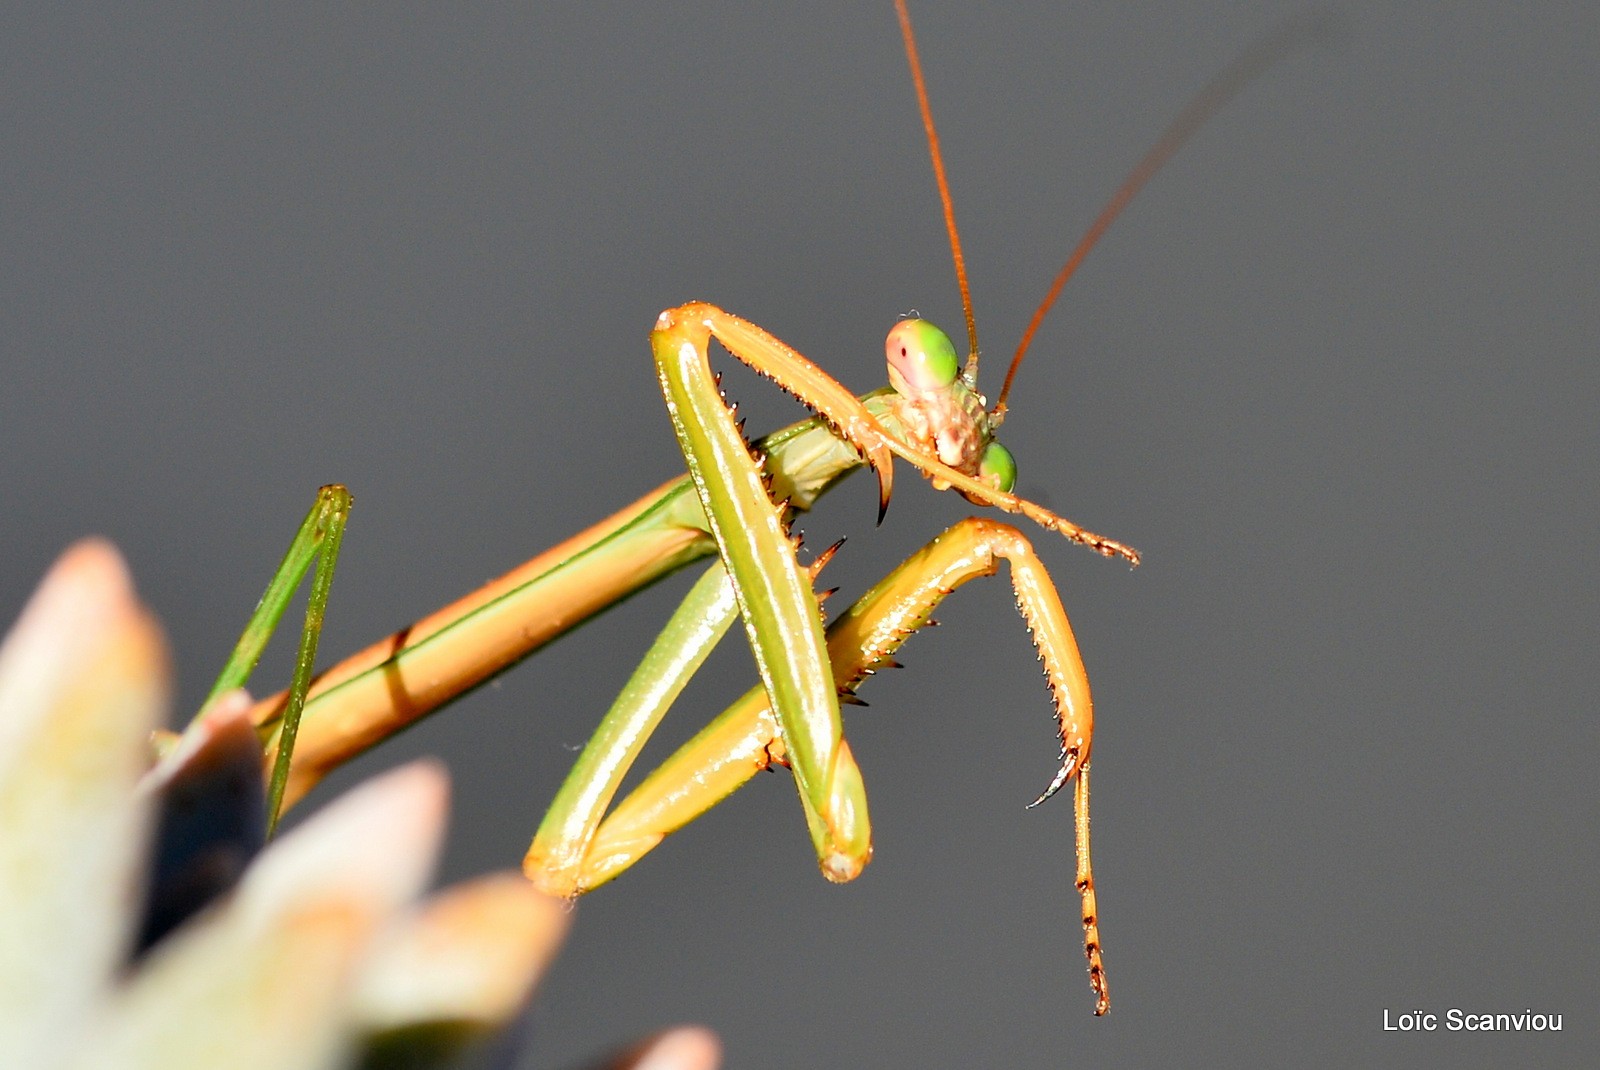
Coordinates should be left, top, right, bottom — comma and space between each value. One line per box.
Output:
180, 1, 1314, 1016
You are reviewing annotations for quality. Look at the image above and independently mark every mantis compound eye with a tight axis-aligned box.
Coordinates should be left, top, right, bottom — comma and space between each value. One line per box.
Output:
885, 318, 959, 398
977, 440, 1017, 493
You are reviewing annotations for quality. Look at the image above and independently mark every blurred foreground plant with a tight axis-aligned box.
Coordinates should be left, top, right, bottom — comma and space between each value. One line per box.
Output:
0, 540, 719, 1070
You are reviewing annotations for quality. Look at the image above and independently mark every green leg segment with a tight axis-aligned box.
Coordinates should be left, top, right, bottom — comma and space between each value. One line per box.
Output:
526, 561, 739, 894
193, 484, 351, 835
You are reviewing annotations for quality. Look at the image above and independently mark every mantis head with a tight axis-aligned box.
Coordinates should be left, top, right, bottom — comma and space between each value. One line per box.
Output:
884, 318, 1017, 500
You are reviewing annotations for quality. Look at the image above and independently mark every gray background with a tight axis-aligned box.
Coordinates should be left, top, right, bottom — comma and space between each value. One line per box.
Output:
3, 2, 1595, 1067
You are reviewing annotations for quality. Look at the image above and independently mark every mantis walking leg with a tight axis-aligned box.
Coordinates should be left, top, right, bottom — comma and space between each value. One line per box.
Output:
187, 484, 351, 832
527, 561, 742, 890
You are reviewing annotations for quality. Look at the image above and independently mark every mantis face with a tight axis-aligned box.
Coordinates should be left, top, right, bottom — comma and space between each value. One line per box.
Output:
884, 318, 1017, 500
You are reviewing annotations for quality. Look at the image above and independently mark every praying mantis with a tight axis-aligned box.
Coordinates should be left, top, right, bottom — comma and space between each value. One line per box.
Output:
179, 1, 1313, 1017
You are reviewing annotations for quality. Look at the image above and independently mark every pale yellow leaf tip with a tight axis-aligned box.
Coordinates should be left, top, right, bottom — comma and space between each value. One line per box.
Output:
0, 539, 169, 1070
356, 872, 572, 1030
237, 761, 450, 926
0, 538, 166, 762
609, 1026, 722, 1070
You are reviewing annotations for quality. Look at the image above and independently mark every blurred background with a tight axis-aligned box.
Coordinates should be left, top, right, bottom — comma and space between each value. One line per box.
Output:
3, 2, 1595, 1066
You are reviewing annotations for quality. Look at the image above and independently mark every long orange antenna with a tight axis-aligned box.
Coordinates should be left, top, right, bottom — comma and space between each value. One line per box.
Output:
994, 13, 1335, 419
894, 0, 980, 381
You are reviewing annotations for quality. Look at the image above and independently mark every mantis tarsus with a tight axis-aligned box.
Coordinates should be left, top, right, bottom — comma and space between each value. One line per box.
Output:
182, 1, 1314, 1016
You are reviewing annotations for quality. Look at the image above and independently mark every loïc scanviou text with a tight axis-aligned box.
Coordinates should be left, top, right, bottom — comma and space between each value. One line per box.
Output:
1383, 1008, 1563, 1031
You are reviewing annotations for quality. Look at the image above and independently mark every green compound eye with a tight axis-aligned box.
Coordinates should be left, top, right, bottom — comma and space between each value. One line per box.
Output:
978, 441, 1016, 494
885, 318, 959, 396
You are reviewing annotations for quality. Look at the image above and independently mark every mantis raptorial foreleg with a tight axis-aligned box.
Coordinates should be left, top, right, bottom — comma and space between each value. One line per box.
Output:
652, 305, 876, 879
650, 302, 1129, 884
526, 516, 1106, 1014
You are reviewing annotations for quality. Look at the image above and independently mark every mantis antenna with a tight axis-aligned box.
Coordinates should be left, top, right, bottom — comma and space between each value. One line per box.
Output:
893, 0, 979, 382
893, 0, 1334, 422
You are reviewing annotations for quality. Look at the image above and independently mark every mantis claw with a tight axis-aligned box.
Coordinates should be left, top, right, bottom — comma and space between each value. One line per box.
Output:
1024, 746, 1078, 810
